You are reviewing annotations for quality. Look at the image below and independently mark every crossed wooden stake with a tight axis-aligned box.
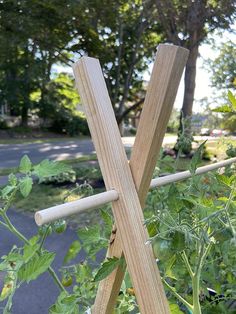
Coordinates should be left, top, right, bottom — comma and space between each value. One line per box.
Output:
72, 44, 189, 313
34, 44, 189, 313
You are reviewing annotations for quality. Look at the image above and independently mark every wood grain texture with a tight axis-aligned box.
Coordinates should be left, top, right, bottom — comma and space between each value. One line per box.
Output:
73, 55, 173, 314
92, 44, 189, 313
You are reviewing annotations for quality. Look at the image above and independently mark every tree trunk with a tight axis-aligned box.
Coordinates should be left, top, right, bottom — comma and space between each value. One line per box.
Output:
175, 43, 199, 154
21, 106, 28, 127
182, 44, 199, 119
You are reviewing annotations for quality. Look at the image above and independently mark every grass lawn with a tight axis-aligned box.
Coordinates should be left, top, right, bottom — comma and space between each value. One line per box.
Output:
0, 135, 90, 145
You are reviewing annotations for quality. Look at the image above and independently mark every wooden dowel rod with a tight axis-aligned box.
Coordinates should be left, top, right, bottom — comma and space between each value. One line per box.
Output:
34, 189, 119, 226
34, 157, 236, 226
150, 157, 236, 188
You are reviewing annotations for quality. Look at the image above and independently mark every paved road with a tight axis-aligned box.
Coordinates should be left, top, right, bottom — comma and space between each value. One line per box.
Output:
0, 136, 180, 169
0, 209, 104, 313
0, 139, 96, 169
0, 135, 228, 169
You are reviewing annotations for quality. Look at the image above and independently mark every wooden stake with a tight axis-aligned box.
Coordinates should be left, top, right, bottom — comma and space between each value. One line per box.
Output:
92, 44, 189, 313
73, 55, 172, 314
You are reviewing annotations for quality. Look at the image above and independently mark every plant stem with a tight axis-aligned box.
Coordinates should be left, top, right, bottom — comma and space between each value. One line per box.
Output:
192, 242, 212, 314
192, 273, 201, 314
39, 225, 51, 251
224, 184, 236, 235
47, 266, 66, 292
162, 278, 193, 312
0, 211, 66, 293
0, 219, 9, 229
1, 211, 30, 244
182, 251, 194, 279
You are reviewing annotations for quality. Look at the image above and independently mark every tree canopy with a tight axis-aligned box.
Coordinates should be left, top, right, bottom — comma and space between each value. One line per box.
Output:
0, 0, 235, 136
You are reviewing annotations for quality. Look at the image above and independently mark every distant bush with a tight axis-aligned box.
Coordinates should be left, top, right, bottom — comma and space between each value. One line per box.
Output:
50, 110, 90, 136
0, 117, 8, 129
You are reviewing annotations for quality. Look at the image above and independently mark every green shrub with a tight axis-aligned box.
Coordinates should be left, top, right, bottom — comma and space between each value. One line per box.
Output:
50, 110, 90, 136
0, 117, 8, 129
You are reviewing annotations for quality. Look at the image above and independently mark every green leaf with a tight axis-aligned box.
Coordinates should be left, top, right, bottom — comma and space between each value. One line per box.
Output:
169, 304, 185, 313
8, 174, 17, 186
1, 185, 15, 198
172, 231, 186, 252
93, 257, 121, 282
190, 140, 207, 175
228, 90, 236, 111
216, 174, 233, 187
212, 105, 233, 113
78, 225, 100, 245
18, 252, 55, 283
33, 160, 72, 182
49, 292, 79, 314
19, 177, 33, 197
165, 255, 177, 280
100, 208, 113, 237
19, 155, 32, 174
63, 240, 81, 264
100, 209, 113, 229
22, 236, 39, 262
168, 185, 183, 212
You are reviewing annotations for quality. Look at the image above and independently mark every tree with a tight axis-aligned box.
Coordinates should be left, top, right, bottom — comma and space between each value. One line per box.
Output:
207, 40, 236, 91
154, 0, 236, 150
0, 0, 163, 130
0, 0, 78, 126
206, 41, 236, 132
69, 0, 163, 130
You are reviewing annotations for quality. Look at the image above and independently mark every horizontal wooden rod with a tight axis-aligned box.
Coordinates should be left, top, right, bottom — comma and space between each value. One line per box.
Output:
35, 157, 236, 225
150, 157, 236, 188
35, 189, 119, 226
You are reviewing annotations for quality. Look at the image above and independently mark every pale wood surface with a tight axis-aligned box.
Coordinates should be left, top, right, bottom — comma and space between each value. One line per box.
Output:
150, 156, 236, 188
73, 55, 173, 314
92, 44, 189, 313
34, 190, 119, 226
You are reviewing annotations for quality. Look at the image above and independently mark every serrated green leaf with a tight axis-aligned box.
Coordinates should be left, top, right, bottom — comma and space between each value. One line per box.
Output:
1, 185, 15, 198
228, 91, 236, 111
168, 184, 183, 211
93, 257, 121, 282
33, 160, 72, 182
63, 240, 81, 264
212, 105, 233, 113
190, 140, 207, 175
100, 209, 113, 229
18, 252, 55, 283
19, 177, 33, 197
216, 174, 232, 187
165, 255, 177, 280
19, 155, 32, 174
100, 208, 113, 237
8, 173, 17, 186
78, 225, 100, 245
49, 292, 79, 314
22, 236, 39, 263
169, 304, 185, 313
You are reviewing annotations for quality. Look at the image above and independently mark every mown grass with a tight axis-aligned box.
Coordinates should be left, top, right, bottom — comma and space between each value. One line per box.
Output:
0, 135, 90, 145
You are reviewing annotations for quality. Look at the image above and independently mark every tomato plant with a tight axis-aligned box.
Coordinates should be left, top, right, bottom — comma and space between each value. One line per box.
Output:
0, 92, 236, 314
